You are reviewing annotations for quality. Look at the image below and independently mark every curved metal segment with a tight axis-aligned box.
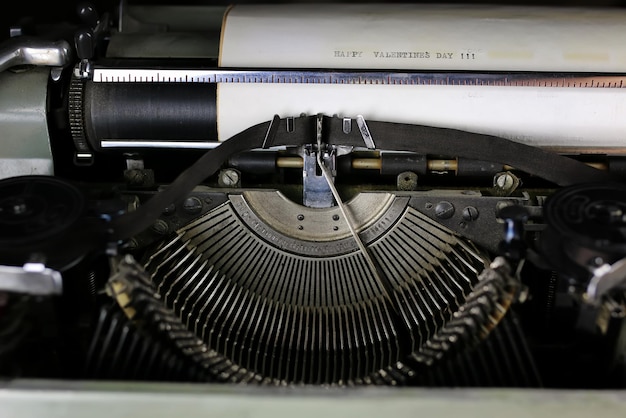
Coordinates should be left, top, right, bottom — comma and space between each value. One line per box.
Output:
141, 193, 499, 385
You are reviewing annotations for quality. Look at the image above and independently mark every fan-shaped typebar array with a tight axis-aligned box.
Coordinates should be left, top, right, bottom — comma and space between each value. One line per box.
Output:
134, 193, 516, 385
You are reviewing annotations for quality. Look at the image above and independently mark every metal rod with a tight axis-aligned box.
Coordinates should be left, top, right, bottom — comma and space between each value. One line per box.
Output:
314, 115, 393, 306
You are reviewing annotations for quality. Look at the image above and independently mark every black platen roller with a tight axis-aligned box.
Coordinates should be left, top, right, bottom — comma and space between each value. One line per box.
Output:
82, 81, 218, 150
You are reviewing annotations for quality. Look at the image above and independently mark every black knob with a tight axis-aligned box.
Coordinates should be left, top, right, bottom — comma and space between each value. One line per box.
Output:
74, 28, 94, 61
77, 2, 100, 28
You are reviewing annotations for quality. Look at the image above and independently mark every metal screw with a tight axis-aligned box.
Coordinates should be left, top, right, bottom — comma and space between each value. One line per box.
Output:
218, 168, 241, 187
332, 214, 340, 221
435, 201, 455, 219
297, 214, 305, 221
425, 202, 433, 210
461, 206, 479, 221
151, 220, 169, 235
495, 172, 514, 189
183, 196, 203, 214
493, 171, 520, 195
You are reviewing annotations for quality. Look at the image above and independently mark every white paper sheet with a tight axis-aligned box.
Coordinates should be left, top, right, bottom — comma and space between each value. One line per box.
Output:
217, 4, 626, 150
217, 83, 626, 150
220, 4, 626, 72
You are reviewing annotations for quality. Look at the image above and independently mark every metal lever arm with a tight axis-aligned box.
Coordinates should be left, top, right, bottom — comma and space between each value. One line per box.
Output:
0, 37, 72, 73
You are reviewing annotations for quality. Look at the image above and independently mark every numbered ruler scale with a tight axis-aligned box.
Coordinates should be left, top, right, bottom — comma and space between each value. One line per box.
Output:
92, 68, 626, 88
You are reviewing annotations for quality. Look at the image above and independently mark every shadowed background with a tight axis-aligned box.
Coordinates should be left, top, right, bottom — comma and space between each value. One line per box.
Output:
3, 0, 626, 41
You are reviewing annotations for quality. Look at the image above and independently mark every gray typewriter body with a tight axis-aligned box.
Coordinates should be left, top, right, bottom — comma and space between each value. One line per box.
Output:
1, 1, 626, 416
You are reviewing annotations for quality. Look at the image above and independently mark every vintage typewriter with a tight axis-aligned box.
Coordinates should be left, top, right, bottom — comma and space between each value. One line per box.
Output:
1, 0, 626, 410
